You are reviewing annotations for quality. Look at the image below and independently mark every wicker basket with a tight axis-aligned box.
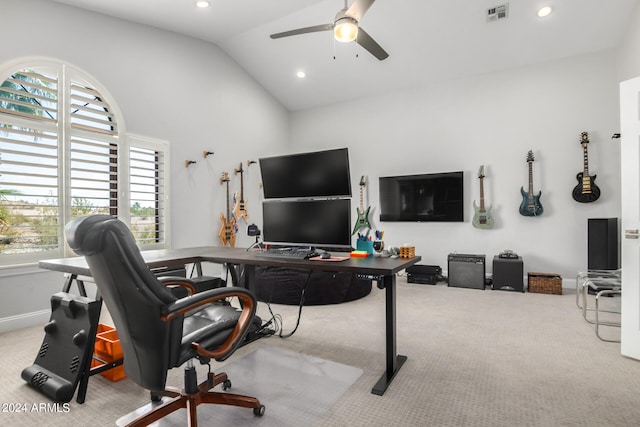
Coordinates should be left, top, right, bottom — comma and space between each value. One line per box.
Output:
527, 272, 562, 295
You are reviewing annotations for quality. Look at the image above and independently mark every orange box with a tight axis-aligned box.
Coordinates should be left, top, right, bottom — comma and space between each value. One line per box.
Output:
94, 329, 123, 361
91, 358, 126, 382
96, 323, 115, 335
92, 324, 126, 381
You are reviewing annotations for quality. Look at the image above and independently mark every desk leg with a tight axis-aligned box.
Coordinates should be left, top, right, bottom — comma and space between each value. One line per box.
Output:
372, 274, 407, 395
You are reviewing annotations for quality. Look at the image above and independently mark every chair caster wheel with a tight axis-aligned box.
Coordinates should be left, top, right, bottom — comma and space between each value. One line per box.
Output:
253, 405, 265, 416
222, 379, 232, 390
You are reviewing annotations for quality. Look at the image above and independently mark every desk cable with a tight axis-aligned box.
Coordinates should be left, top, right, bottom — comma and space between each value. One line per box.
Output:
262, 269, 312, 339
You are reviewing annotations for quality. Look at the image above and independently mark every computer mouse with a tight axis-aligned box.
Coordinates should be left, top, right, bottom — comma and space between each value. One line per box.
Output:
320, 252, 331, 259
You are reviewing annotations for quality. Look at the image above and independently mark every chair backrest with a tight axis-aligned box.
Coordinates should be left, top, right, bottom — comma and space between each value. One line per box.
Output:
65, 215, 182, 392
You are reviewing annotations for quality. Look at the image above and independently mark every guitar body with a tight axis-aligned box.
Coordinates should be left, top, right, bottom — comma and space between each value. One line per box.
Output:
519, 187, 543, 216
232, 192, 249, 222
572, 173, 600, 203
472, 200, 493, 229
232, 162, 249, 222
352, 205, 372, 235
351, 175, 373, 235
572, 132, 601, 203
472, 166, 493, 229
219, 172, 236, 247
218, 212, 237, 247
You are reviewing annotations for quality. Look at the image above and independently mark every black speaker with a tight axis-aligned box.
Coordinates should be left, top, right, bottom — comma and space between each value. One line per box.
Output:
492, 256, 524, 292
448, 254, 485, 290
407, 264, 442, 285
588, 218, 620, 270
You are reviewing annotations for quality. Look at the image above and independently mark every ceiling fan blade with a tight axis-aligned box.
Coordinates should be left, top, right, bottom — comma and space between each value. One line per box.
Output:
270, 23, 333, 39
356, 27, 388, 60
347, 0, 376, 21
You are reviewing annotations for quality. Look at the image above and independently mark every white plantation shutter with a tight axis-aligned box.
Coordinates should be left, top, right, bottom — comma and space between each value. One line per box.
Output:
0, 61, 170, 265
128, 139, 168, 247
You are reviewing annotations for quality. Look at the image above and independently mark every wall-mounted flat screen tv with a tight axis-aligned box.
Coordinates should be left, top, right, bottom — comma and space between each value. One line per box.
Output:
259, 148, 351, 199
379, 171, 464, 222
262, 198, 352, 250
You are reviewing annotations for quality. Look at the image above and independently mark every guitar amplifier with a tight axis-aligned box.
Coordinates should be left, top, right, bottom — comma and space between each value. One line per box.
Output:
447, 254, 486, 290
407, 264, 442, 285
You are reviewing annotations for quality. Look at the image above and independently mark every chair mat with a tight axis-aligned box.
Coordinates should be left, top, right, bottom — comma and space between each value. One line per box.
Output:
117, 346, 363, 426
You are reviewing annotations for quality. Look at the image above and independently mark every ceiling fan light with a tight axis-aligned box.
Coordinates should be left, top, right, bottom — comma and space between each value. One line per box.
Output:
334, 17, 358, 43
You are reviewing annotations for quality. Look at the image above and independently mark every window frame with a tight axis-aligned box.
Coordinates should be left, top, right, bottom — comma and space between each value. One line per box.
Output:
0, 58, 170, 266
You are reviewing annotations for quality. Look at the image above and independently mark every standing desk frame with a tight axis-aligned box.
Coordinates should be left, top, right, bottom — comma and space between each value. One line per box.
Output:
38, 246, 420, 398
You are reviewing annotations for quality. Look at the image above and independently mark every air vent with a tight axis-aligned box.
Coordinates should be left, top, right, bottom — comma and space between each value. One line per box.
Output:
487, 3, 509, 22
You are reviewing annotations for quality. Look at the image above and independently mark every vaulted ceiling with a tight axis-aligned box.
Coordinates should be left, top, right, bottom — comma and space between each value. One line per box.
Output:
50, 0, 639, 111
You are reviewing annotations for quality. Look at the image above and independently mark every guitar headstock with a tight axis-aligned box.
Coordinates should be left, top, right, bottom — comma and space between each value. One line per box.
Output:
477, 165, 485, 179
580, 131, 589, 145
359, 175, 366, 187
234, 162, 243, 175
526, 150, 535, 163
220, 172, 230, 184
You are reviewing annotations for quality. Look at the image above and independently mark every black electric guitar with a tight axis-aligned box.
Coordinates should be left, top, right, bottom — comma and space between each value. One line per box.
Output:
218, 172, 237, 247
351, 175, 372, 235
572, 131, 600, 203
519, 150, 544, 217
233, 162, 249, 222
472, 165, 493, 229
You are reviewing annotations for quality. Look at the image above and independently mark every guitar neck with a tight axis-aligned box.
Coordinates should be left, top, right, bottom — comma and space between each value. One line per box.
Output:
528, 163, 534, 196
226, 181, 230, 219
582, 144, 590, 177
479, 177, 485, 210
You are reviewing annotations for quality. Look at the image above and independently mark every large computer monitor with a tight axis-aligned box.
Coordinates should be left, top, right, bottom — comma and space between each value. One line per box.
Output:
262, 198, 352, 251
259, 148, 352, 199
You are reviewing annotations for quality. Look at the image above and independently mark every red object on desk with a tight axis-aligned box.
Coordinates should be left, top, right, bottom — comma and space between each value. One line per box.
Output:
350, 251, 370, 258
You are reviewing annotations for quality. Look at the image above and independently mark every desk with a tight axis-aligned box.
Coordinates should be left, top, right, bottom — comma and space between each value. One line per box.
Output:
39, 247, 421, 397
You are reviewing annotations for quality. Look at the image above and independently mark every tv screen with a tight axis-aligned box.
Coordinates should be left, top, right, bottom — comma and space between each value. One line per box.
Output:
259, 148, 352, 199
262, 199, 352, 250
379, 171, 464, 222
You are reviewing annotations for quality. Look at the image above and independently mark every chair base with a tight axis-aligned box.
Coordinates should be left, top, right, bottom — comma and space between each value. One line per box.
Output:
121, 369, 264, 427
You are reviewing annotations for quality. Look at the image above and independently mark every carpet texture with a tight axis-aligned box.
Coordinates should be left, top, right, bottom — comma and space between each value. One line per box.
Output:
1, 276, 638, 426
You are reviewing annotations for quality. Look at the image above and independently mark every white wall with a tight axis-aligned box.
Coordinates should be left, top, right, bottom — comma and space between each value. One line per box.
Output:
0, 0, 290, 331
290, 50, 622, 279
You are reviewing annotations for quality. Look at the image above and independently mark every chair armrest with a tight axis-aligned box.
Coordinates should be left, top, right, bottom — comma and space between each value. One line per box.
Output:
161, 287, 257, 360
158, 276, 197, 296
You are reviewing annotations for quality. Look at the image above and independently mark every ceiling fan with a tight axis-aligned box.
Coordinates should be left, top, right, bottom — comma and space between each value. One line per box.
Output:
270, 0, 388, 61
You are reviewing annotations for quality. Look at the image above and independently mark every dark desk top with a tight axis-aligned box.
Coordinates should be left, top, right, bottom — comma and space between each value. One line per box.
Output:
39, 246, 421, 277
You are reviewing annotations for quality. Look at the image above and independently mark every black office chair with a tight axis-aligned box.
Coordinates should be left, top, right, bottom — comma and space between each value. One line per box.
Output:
65, 215, 264, 426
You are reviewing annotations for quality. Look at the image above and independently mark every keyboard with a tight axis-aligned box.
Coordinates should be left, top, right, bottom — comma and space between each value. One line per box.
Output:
254, 248, 317, 260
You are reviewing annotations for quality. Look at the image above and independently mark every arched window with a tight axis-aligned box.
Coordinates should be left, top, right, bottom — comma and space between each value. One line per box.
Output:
0, 59, 169, 265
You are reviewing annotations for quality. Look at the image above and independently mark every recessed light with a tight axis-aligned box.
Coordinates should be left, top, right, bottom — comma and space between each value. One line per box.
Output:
296, 71, 306, 79
195, 1, 210, 8
537, 6, 552, 17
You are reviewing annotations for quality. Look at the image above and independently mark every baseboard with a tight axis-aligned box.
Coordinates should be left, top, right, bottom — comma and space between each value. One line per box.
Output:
0, 309, 49, 334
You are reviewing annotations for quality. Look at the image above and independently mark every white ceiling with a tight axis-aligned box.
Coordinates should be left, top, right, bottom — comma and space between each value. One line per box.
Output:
49, 0, 639, 111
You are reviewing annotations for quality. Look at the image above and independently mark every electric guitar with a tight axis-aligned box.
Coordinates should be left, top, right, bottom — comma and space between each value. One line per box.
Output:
233, 162, 249, 222
472, 165, 493, 229
519, 150, 544, 217
351, 175, 372, 235
572, 131, 600, 203
218, 172, 237, 247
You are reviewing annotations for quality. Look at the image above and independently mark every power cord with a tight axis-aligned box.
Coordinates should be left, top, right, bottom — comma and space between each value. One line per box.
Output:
258, 269, 312, 339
